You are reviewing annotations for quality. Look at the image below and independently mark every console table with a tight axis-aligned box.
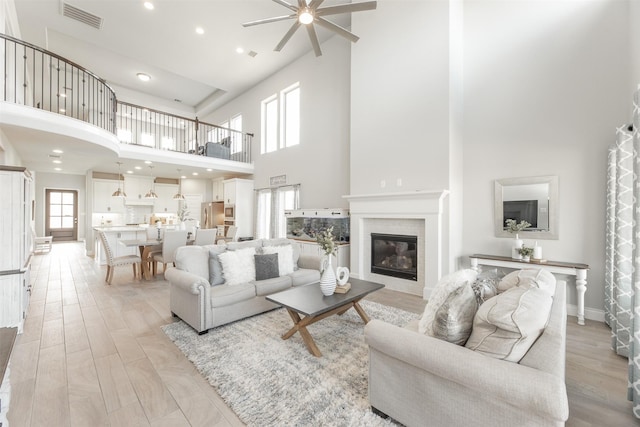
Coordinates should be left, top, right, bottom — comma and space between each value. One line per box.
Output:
469, 254, 589, 325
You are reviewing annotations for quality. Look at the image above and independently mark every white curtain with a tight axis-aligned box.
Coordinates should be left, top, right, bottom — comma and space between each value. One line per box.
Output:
255, 185, 299, 239
605, 90, 640, 418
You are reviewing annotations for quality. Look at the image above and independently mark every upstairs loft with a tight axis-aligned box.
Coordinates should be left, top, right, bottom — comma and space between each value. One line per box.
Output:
0, 33, 254, 177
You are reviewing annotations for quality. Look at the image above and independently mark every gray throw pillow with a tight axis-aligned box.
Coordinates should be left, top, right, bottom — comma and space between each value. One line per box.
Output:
254, 253, 279, 281
208, 246, 227, 286
431, 282, 479, 346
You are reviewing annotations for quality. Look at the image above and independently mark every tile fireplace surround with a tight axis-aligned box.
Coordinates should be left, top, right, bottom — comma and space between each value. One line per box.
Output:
344, 190, 449, 298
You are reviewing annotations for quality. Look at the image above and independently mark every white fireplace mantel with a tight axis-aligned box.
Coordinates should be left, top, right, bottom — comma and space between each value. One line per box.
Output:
344, 190, 449, 299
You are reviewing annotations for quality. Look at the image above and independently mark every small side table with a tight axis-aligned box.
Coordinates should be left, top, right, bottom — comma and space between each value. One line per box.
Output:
469, 254, 589, 325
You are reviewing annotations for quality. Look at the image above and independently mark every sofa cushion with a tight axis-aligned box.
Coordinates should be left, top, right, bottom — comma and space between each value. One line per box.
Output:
207, 245, 227, 286
289, 268, 321, 287
254, 275, 292, 296
262, 245, 295, 276
174, 246, 210, 282
255, 253, 280, 281
218, 247, 256, 286
419, 269, 478, 335
497, 268, 556, 296
465, 286, 553, 362
430, 282, 478, 345
263, 238, 301, 270
210, 282, 256, 308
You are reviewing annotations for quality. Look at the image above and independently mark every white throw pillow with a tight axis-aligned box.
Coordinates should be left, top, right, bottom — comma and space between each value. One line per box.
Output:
497, 269, 556, 296
218, 247, 256, 286
419, 269, 478, 335
262, 245, 295, 276
465, 286, 553, 362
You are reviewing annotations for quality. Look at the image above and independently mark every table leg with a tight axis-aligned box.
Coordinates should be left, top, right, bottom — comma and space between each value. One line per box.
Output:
353, 301, 371, 323
282, 309, 322, 357
576, 269, 587, 326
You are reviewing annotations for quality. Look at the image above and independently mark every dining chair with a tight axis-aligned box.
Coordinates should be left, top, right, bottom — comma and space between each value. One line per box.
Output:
216, 225, 239, 244
152, 230, 188, 275
195, 228, 217, 246
98, 231, 141, 285
143, 226, 164, 278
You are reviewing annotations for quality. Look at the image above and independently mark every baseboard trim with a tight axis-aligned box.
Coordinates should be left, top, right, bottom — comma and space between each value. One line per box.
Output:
567, 304, 605, 323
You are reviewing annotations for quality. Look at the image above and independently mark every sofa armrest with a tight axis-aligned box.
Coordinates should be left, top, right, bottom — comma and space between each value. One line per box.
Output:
297, 254, 322, 271
165, 267, 211, 294
365, 319, 568, 421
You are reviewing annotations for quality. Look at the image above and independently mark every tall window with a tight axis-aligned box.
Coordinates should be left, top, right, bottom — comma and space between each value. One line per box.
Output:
256, 185, 300, 239
261, 82, 300, 154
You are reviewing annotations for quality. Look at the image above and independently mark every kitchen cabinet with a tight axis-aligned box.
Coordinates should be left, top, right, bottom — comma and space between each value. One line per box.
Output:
212, 178, 224, 202
93, 179, 125, 213
154, 183, 179, 214
124, 176, 154, 205
222, 178, 254, 239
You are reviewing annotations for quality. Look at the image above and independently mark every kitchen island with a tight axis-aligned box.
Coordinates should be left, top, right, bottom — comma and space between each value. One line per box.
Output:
93, 226, 148, 265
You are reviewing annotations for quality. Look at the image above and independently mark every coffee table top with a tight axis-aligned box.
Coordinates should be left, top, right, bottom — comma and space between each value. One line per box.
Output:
266, 278, 384, 317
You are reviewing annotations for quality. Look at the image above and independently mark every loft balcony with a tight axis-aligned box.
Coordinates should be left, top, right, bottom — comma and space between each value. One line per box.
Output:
0, 33, 253, 176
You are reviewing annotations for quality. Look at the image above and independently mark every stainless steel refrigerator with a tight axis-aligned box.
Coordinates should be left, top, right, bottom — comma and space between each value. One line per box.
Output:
0, 166, 33, 331
201, 202, 224, 229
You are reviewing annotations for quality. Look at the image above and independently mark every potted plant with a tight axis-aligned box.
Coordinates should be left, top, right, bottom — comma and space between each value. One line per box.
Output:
505, 219, 531, 259
518, 246, 534, 262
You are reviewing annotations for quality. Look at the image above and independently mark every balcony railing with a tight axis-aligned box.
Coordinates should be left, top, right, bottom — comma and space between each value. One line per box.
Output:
1, 33, 252, 164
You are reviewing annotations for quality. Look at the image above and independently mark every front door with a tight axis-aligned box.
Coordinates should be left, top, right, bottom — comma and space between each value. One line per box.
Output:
45, 189, 78, 241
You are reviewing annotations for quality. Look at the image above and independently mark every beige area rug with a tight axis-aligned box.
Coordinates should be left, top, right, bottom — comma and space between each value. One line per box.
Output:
162, 300, 418, 426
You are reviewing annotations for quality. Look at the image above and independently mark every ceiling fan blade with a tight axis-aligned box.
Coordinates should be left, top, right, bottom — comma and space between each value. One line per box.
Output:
272, 0, 299, 12
243, 14, 296, 27
316, 1, 377, 16
306, 24, 322, 57
315, 17, 359, 43
275, 21, 302, 51
308, 0, 325, 9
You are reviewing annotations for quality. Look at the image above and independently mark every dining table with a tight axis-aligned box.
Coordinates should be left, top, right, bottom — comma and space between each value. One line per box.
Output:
119, 238, 163, 280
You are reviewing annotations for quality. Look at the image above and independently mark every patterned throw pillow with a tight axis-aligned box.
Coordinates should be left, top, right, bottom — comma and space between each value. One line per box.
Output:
419, 269, 478, 336
261, 245, 294, 276
218, 247, 256, 286
254, 253, 280, 281
430, 282, 478, 345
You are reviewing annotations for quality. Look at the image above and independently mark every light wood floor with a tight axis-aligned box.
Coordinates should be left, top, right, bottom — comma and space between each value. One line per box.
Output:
6, 242, 640, 426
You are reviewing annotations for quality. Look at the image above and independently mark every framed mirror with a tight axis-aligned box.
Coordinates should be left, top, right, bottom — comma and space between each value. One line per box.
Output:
494, 175, 558, 240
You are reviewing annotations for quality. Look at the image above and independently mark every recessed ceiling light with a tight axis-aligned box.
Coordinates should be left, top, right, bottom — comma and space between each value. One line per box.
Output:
206, 168, 212, 172
144, 160, 152, 164
134, 166, 142, 170
127, 170, 134, 174
59, 93, 67, 98
59, 108, 66, 113
52, 160, 62, 164
236, 47, 244, 54
137, 73, 151, 82
192, 172, 198, 176
52, 149, 63, 154
195, 26, 205, 35
181, 175, 187, 179
144, 2, 154, 10
54, 167, 62, 171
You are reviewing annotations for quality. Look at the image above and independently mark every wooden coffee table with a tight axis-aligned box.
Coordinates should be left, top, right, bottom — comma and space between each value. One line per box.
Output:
266, 278, 384, 357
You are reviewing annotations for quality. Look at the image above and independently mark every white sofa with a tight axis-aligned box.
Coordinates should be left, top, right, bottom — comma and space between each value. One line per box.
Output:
165, 238, 322, 334
364, 274, 569, 427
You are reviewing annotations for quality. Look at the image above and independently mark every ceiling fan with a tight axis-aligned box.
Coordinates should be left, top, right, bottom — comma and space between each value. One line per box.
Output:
243, 0, 377, 57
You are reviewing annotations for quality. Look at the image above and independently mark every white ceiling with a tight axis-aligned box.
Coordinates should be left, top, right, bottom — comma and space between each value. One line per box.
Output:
6, 0, 357, 179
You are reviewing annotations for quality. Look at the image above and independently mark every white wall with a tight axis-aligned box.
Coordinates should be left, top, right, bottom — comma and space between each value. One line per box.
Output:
0, 128, 23, 166
351, 0, 451, 195
462, 0, 630, 315
202, 36, 351, 209
35, 172, 87, 241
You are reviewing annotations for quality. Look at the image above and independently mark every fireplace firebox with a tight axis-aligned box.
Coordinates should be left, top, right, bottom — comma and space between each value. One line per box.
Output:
371, 233, 418, 281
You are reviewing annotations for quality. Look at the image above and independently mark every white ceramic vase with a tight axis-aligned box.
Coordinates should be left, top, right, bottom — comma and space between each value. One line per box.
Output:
512, 234, 523, 260
320, 255, 337, 296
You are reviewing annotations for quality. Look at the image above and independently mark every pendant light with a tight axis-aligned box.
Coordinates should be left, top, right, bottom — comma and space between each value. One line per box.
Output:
144, 165, 158, 199
112, 161, 127, 198
173, 168, 186, 200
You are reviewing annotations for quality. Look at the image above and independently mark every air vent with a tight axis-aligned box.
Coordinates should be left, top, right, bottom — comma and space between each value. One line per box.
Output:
248, 51, 258, 58
61, 2, 103, 29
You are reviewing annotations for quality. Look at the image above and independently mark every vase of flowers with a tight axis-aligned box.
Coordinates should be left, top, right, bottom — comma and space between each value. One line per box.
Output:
316, 226, 337, 296
518, 246, 534, 262
177, 204, 190, 230
505, 219, 531, 259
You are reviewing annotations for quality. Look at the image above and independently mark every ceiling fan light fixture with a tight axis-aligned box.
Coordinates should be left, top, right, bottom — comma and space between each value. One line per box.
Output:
298, 10, 314, 25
